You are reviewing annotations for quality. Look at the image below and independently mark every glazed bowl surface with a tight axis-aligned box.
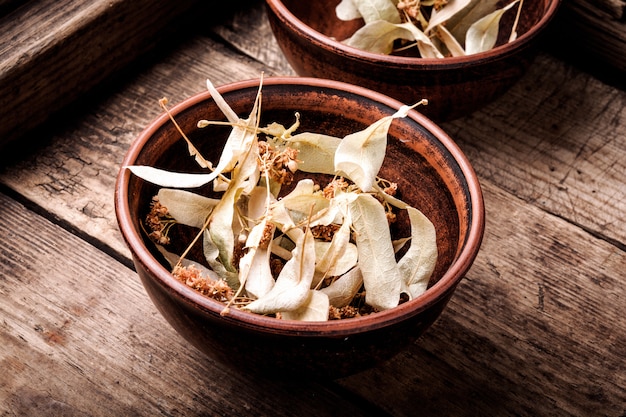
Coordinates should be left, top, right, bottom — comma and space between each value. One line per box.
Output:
114, 77, 485, 379
265, 0, 561, 122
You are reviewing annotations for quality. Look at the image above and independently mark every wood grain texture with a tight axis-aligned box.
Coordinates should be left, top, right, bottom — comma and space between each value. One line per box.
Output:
548, 0, 626, 77
0, 0, 27, 17
0, 0, 199, 148
0, 35, 271, 261
0, 1, 625, 415
212, 4, 295, 76
442, 54, 626, 247
0, 192, 385, 417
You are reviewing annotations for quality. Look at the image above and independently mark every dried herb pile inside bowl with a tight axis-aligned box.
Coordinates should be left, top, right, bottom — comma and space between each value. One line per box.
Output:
337, 0, 524, 57
127, 78, 437, 321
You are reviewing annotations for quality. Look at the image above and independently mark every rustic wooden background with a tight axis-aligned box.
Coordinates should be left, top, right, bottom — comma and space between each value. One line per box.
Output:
0, 1, 624, 416
551, 0, 626, 76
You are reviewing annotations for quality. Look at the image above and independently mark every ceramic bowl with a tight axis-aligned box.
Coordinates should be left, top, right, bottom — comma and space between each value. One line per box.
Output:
114, 77, 485, 379
265, 0, 561, 122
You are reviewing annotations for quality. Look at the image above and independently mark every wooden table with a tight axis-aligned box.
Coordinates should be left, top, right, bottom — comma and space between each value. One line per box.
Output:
1, 2, 625, 416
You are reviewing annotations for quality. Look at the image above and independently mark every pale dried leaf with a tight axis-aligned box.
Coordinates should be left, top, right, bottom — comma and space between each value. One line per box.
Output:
335, 103, 417, 192
435, 25, 466, 57
206, 78, 239, 124
203, 230, 239, 288
240, 247, 274, 299
445, 0, 500, 43
268, 203, 298, 237
320, 267, 364, 308
207, 200, 237, 274
243, 228, 316, 314
126, 165, 216, 188
336, 0, 362, 21
465, 0, 519, 54
509, 0, 524, 42
349, 193, 402, 310
157, 188, 219, 228
212, 175, 230, 192
314, 220, 357, 278
207, 189, 239, 276
239, 219, 275, 299
393, 236, 411, 253
281, 290, 330, 321
209, 119, 256, 182
309, 191, 357, 228
207, 184, 250, 278
349, 0, 401, 24
426, 0, 472, 32
344, 20, 416, 54
397, 22, 445, 58
246, 186, 272, 227
203, 79, 262, 180
398, 206, 438, 298
275, 179, 329, 224
268, 180, 329, 241
373, 182, 408, 209
286, 132, 341, 175
127, 99, 259, 190
266, 194, 306, 245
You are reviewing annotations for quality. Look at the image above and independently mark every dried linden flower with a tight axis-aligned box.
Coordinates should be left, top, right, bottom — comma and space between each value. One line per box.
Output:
128, 77, 437, 322
146, 196, 175, 245
173, 265, 234, 303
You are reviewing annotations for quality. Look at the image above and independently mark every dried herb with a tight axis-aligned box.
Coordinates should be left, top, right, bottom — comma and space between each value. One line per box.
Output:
127, 77, 438, 321
336, 0, 523, 57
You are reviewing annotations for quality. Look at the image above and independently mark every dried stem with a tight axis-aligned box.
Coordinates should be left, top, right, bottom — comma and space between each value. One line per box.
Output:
509, 0, 524, 42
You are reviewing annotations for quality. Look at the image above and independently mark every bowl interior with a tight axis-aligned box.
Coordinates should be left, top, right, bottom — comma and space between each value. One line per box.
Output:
280, 0, 554, 56
120, 78, 483, 330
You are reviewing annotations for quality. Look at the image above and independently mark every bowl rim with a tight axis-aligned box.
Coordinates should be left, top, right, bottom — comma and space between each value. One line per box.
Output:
114, 76, 485, 336
265, 0, 562, 69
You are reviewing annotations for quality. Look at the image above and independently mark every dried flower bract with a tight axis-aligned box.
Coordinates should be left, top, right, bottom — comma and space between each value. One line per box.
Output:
336, 0, 524, 57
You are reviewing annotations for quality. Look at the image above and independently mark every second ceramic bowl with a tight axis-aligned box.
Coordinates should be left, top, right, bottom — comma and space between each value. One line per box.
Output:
265, 0, 561, 122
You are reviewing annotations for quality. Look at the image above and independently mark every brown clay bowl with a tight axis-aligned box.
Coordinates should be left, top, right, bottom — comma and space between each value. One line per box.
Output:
265, 0, 561, 122
114, 77, 485, 379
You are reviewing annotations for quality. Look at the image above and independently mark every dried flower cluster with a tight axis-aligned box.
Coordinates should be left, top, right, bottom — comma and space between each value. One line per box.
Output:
172, 264, 234, 303
258, 140, 299, 186
145, 196, 174, 245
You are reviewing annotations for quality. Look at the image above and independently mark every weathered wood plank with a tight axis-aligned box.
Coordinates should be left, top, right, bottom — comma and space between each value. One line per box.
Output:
0, 192, 383, 417
575, 0, 625, 18
337, 181, 626, 416
0, 36, 271, 262
0, 0, 200, 148
3, 160, 624, 415
212, 3, 295, 76
548, 0, 626, 79
442, 52, 626, 248
0, 0, 28, 17
0, 3, 625, 416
